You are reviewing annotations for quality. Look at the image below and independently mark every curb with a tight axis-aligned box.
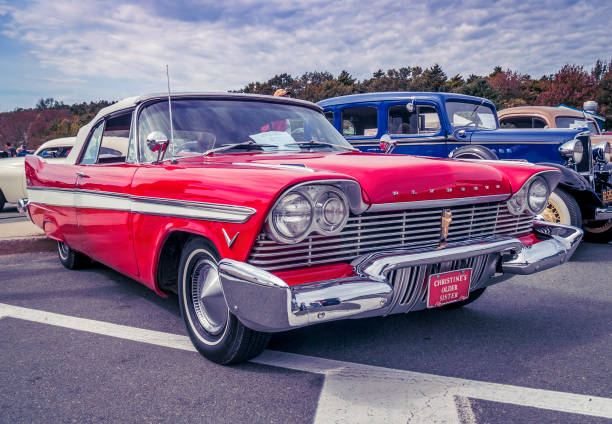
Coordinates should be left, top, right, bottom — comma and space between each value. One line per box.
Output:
0, 237, 56, 255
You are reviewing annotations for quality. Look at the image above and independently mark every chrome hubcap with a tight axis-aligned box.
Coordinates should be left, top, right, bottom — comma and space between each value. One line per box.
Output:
191, 258, 227, 335
58, 242, 70, 260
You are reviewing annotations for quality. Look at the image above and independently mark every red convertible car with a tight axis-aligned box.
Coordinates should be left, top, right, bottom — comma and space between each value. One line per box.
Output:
23, 93, 582, 364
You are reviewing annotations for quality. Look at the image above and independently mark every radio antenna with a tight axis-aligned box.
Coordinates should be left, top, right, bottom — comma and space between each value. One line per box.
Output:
166, 64, 174, 148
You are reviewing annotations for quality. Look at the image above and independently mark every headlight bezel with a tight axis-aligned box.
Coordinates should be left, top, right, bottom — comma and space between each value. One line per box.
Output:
506, 173, 552, 216
266, 183, 350, 244
559, 139, 584, 164
592, 141, 611, 164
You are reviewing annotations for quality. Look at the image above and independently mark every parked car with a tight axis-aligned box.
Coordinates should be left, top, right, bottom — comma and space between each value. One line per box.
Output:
0, 137, 75, 211
24, 93, 582, 364
498, 105, 612, 145
318, 92, 612, 241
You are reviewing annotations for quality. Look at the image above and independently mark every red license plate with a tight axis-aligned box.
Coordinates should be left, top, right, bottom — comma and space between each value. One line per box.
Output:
427, 268, 472, 308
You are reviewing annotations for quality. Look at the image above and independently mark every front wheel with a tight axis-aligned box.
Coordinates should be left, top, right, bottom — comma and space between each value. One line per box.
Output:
178, 238, 270, 364
540, 188, 582, 227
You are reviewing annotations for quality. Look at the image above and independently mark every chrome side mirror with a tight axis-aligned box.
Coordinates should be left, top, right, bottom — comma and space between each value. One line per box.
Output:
380, 134, 397, 154
146, 131, 169, 163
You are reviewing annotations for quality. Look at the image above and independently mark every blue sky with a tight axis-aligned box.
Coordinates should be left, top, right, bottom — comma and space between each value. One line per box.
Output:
0, 0, 610, 112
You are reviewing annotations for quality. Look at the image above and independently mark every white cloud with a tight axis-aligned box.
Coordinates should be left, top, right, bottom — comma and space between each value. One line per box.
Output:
1, 0, 610, 107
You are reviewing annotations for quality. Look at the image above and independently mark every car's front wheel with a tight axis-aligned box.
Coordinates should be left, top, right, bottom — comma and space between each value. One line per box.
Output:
178, 237, 270, 364
540, 188, 582, 227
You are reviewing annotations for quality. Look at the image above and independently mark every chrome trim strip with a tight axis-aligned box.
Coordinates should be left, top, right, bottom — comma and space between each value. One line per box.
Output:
26, 186, 256, 223
232, 162, 316, 172
368, 194, 509, 212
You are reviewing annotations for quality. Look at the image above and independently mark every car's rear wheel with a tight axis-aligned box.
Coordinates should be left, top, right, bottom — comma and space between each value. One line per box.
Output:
540, 188, 582, 227
178, 237, 270, 364
57, 241, 90, 269
583, 219, 612, 243
439, 287, 486, 310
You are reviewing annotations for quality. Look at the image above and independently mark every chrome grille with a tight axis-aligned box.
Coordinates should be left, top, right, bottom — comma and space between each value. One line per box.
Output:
386, 255, 488, 312
248, 202, 533, 271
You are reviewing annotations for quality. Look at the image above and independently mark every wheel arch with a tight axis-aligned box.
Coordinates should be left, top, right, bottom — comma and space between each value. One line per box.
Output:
536, 162, 603, 220
154, 229, 220, 296
449, 145, 499, 160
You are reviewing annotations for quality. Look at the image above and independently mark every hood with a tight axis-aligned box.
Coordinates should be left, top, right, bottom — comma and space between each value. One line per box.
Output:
230, 152, 513, 205
469, 128, 584, 144
0, 157, 26, 168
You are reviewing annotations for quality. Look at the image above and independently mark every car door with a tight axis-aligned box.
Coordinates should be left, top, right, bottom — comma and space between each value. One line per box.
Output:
385, 101, 448, 157
73, 111, 140, 278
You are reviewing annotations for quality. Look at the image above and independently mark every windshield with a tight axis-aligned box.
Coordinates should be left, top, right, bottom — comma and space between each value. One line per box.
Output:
138, 99, 352, 161
445, 101, 498, 130
555, 116, 599, 134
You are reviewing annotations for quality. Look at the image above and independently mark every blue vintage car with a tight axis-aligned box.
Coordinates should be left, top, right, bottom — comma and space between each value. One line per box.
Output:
318, 92, 612, 241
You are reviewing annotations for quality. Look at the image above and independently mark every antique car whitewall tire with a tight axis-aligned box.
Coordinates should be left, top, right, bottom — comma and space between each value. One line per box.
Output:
541, 188, 581, 227
178, 238, 270, 364
439, 287, 486, 310
57, 241, 90, 270
449, 145, 499, 160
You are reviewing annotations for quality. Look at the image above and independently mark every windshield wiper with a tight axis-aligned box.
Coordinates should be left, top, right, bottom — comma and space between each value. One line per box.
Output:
288, 140, 359, 152
202, 140, 276, 156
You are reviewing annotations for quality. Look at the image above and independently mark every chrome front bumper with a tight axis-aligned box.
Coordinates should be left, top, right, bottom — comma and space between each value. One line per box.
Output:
219, 222, 583, 333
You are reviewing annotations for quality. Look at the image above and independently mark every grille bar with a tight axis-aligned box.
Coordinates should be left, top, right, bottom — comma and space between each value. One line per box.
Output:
248, 201, 533, 272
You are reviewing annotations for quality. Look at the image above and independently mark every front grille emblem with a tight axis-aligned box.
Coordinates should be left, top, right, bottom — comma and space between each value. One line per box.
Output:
436, 209, 452, 250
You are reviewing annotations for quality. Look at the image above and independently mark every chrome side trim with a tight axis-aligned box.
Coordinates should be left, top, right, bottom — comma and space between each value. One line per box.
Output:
26, 186, 256, 223
232, 162, 316, 172
368, 194, 508, 212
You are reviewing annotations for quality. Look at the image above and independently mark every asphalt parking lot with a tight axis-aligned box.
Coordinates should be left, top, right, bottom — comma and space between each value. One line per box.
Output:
1, 241, 611, 423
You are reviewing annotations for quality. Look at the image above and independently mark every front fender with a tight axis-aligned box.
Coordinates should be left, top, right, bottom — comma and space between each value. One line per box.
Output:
536, 162, 591, 191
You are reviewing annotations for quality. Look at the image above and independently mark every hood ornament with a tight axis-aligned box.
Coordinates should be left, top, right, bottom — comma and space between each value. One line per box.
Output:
435, 209, 452, 250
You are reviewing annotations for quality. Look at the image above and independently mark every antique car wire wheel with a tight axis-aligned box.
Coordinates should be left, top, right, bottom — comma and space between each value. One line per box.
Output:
190, 255, 228, 335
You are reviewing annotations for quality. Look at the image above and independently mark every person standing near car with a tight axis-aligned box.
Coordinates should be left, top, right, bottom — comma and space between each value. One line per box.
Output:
5, 142, 17, 157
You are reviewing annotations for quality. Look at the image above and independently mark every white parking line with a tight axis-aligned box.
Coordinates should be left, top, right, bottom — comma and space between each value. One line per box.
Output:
1, 302, 611, 423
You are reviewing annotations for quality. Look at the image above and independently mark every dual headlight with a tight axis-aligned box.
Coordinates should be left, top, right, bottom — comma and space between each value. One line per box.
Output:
593, 142, 611, 163
507, 176, 550, 216
559, 139, 584, 164
267, 185, 350, 244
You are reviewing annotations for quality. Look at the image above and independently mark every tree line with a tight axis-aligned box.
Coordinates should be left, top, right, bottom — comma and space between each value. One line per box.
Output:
2, 59, 611, 151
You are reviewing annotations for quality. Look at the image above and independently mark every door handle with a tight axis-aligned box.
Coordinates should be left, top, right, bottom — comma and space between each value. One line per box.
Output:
76, 172, 89, 178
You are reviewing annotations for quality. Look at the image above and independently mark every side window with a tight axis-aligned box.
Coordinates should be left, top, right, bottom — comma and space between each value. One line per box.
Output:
324, 111, 334, 125
389, 105, 417, 135
533, 118, 547, 128
341, 106, 378, 136
388, 105, 441, 135
500, 117, 532, 129
80, 122, 104, 164
418, 106, 441, 133
98, 113, 131, 163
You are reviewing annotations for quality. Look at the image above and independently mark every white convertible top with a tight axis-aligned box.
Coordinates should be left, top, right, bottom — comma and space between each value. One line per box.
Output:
65, 92, 320, 165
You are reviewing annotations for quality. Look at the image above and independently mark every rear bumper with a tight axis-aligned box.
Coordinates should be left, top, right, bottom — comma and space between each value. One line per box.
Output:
219, 221, 583, 332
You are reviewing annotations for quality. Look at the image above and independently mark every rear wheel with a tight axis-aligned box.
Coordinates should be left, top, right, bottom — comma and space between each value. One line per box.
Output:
178, 238, 270, 364
540, 188, 582, 227
439, 287, 486, 310
583, 219, 612, 243
57, 241, 90, 269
